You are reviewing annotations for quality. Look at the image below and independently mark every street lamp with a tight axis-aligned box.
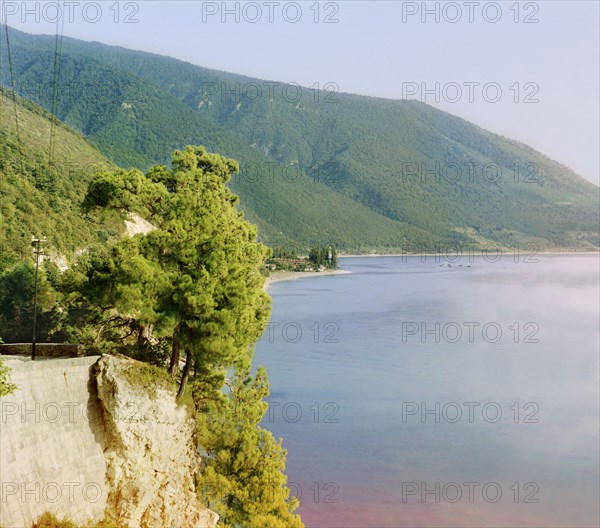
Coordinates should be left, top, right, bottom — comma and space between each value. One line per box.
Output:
31, 236, 46, 361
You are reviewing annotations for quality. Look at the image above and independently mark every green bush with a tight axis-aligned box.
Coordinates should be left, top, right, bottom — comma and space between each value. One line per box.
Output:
0, 356, 17, 397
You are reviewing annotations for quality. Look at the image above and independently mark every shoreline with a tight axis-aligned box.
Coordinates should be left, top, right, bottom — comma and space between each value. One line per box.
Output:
339, 250, 600, 258
262, 251, 598, 289
264, 269, 351, 289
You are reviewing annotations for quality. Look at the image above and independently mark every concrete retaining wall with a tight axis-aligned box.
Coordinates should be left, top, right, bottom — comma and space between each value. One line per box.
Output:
0, 344, 86, 358
0, 356, 108, 527
0, 355, 218, 528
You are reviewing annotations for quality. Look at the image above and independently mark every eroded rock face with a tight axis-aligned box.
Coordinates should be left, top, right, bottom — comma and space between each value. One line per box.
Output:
93, 355, 218, 528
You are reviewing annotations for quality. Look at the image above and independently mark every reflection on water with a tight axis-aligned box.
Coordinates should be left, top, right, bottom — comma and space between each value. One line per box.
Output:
254, 255, 600, 528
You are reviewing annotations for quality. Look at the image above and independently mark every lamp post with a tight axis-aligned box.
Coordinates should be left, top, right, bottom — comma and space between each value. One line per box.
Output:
31, 236, 46, 361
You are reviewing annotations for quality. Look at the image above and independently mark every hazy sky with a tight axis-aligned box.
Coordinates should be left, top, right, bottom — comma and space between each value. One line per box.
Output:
3, 0, 599, 184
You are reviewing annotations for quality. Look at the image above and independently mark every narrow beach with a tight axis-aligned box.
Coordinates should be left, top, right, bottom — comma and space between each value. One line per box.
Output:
264, 269, 351, 290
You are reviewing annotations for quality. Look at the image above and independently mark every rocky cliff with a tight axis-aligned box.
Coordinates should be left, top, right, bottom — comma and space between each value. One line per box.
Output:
0, 355, 218, 528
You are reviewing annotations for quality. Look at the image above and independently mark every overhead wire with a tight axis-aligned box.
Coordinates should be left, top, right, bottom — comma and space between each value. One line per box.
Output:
1, 13, 25, 175
48, 0, 66, 172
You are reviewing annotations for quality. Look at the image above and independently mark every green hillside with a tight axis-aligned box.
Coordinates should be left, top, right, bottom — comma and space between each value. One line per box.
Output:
2, 25, 598, 251
0, 89, 122, 263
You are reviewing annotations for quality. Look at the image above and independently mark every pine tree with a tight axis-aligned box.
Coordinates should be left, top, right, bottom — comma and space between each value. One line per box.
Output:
67, 146, 300, 526
70, 146, 271, 395
195, 367, 304, 528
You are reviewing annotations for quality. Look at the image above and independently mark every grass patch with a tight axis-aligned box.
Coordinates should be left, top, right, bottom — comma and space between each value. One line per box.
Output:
31, 512, 125, 528
121, 361, 176, 396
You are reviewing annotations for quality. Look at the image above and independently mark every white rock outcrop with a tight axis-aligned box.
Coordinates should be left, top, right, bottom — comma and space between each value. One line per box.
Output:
94, 355, 218, 528
124, 213, 157, 237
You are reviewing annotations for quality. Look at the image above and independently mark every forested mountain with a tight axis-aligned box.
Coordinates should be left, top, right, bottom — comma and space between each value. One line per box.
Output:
0, 89, 122, 263
2, 25, 598, 251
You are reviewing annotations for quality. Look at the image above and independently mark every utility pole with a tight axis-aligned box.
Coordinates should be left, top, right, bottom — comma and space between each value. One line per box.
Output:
31, 236, 46, 361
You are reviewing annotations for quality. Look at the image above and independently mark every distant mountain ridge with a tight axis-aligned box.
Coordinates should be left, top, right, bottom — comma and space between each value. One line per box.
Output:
2, 25, 598, 251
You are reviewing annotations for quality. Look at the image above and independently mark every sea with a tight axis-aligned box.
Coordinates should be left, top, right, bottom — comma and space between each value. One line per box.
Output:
254, 254, 600, 528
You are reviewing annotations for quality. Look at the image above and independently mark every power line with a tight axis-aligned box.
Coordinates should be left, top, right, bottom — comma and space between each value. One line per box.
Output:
48, 1, 66, 171
1, 20, 25, 175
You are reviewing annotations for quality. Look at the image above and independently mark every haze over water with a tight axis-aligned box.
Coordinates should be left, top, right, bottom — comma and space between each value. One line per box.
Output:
254, 254, 600, 528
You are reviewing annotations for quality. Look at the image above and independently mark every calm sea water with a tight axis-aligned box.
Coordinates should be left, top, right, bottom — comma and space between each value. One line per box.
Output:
254, 255, 600, 528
